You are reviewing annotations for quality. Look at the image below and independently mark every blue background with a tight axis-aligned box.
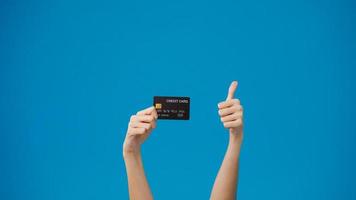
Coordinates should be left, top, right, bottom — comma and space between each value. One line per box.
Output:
1, 0, 355, 199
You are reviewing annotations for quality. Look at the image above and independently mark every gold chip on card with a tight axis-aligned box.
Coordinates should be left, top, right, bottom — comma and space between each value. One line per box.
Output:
155, 103, 162, 109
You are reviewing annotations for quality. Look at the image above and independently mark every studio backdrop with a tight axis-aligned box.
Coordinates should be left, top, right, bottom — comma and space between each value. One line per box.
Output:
1, 0, 355, 199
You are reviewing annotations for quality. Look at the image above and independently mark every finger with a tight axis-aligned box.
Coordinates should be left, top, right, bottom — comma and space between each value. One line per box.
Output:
223, 119, 242, 128
141, 108, 158, 128
137, 106, 155, 116
128, 127, 146, 135
218, 105, 238, 117
221, 113, 241, 122
226, 81, 238, 100
218, 99, 240, 109
136, 115, 155, 123
148, 110, 157, 128
130, 122, 151, 130
130, 115, 138, 122
151, 107, 158, 119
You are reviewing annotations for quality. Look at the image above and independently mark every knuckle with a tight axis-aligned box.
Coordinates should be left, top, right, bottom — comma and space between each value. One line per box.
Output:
147, 123, 152, 129
127, 127, 132, 133
130, 115, 136, 121
235, 112, 240, 117
129, 121, 135, 128
234, 105, 240, 111
236, 119, 242, 125
148, 115, 154, 121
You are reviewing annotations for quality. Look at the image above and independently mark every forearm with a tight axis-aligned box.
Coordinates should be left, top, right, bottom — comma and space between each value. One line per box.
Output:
210, 134, 242, 200
123, 106, 157, 200
124, 152, 153, 200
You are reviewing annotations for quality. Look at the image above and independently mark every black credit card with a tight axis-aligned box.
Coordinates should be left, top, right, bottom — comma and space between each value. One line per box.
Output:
153, 96, 190, 120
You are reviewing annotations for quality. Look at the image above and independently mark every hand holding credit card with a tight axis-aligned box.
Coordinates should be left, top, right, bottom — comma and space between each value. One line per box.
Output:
154, 96, 190, 120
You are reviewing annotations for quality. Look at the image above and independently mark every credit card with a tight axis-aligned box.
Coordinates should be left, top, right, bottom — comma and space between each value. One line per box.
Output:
153, 96, 190, 120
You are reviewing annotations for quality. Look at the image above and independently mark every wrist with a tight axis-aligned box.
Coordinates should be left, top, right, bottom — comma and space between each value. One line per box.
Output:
123, 140, 142, 159
228, 131, 243, 151
229, 130, 243, 144
227, 138, 242, 159
123, 148, 141, 160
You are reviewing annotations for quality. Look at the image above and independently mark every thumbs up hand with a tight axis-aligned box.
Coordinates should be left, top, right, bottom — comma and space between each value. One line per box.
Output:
218, 81, 244, 140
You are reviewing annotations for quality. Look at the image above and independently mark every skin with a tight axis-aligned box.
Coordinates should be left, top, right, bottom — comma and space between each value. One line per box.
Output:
210, 81, 243, 200
123, 106, 157, 200
123, 81, 244, 200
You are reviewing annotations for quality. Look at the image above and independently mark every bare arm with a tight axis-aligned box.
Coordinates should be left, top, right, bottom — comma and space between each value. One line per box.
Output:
123, 106, 158, 200
123, 152, 153, 200
210, 81, 244, 200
